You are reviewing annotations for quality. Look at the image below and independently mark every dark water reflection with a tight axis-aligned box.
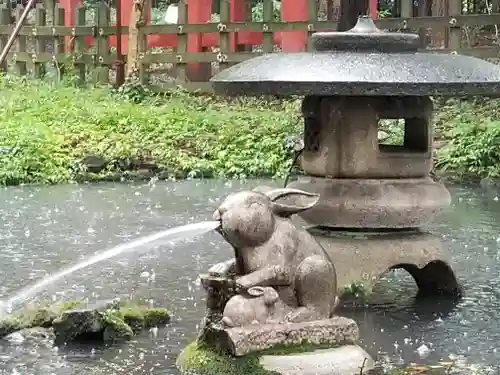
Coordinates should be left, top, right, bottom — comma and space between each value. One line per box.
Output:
0, 180, 499, 374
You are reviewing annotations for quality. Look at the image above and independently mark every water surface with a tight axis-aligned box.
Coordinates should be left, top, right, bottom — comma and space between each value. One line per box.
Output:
0, 180, 499, 374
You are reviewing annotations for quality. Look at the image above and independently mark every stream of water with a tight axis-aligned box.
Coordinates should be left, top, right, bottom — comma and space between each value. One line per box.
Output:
1, 221, 219, 314
0, 179, 499, 374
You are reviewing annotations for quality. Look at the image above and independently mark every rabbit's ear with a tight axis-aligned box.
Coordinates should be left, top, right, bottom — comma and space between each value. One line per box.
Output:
266, 188, 319, 218
252, 185, 275, 195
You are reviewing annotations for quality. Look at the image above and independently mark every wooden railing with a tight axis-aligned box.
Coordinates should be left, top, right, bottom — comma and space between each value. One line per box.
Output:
0, 0, 498, 92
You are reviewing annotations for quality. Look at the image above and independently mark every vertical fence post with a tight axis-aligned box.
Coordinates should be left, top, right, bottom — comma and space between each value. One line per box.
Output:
400, 0, 412, 21
418, 0, 428, 49
72, 6, 86, 84
306, 0, 317, 51
262, 0, 273, 53
218, 0, 229, 71
448, 0, 461, 52
53, 4, 65, 80
15, 6, 27, 76
138, 5, 149, 85
0, 5, 11, 73
175, 0, 187, 83
94, 2, 110, 84
126, 0, 147, 80
34, 4, 47, 79
492, 0, 500, 13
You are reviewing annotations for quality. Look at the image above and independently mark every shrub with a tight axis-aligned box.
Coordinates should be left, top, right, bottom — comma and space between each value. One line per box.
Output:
435, 98, 500, 181
0, 75, 301, 185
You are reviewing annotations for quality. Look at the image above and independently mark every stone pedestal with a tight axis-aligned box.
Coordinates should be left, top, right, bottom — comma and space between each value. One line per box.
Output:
288, 94, 461, 297
178, 274, 374, 375
197, 274, 236, 346
308, 227, 460, 295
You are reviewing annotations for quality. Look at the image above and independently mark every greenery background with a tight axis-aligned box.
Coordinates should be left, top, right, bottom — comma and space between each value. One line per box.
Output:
0, 73, 498, 186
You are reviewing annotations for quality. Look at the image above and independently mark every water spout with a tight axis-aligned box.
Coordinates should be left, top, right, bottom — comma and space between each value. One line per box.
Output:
0, 220, 220, 313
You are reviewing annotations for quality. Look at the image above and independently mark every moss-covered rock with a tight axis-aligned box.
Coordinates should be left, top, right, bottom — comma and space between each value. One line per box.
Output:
0, 299, 170, 345
119, 304, 170, 333
52, 300, 170, 344
0, 300, 82, 339
101, 310, 134, 342
176, 341, 340, 375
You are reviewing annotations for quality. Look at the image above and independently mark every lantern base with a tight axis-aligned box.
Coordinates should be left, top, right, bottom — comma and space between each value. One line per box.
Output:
302, 227, 462, 297
287, 176, 450, 229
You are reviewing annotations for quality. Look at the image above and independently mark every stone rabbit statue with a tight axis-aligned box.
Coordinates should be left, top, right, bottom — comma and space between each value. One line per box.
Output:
221, 286, 293, 327
209, 187, 338, 323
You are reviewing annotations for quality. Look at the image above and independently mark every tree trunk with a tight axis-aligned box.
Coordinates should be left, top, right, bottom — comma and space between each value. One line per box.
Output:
337, 0, 369, 31
126, 0, 148, 78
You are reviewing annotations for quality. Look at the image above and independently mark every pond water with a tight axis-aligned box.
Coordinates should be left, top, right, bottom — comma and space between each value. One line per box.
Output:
0, 179, 499, 374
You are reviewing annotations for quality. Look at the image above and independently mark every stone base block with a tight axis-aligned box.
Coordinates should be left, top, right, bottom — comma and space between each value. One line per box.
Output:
208, 317, 358, 357
287, 176, 451, 228
177, 339, 372, 375
307, 228, 461, 296
260, 345, 374, 375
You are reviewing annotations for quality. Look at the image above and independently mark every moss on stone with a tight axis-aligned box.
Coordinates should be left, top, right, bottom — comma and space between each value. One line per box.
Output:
0, 315, 23, 338
101, 310, 134, 342
109, 304, 170, 334
177, 340, 338, 375
0, 300, 83, 339
0, 299, 169, 343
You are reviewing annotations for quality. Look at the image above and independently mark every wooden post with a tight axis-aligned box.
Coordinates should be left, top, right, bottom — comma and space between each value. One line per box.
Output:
307, 0, 318, 51
175, 0, 187, 83
94, 2, 110, 84
53, 4, 65, 80
448, 0, 462, 52
337, 0, 369, 31
262, 0, 273, 53
0, 6, 10, 73
15, 6, 27, 76
218, 0, 230, 71
72, 6, 86, 85
126, 0, 148, 79
34, 4, 47, 79
115, 0, 125, 87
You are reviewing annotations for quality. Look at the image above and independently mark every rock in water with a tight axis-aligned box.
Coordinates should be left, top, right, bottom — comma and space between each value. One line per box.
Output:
82, 154, 107, 173
52, 300, 170, 344
52, 304, 110, 343
259, 345, 374, 375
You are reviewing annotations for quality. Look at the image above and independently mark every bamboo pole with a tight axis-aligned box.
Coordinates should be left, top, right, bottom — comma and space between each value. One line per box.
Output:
0, 0, 39, 68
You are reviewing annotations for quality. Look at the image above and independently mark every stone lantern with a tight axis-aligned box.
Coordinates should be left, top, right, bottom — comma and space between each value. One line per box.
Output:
211, 17, 500, 297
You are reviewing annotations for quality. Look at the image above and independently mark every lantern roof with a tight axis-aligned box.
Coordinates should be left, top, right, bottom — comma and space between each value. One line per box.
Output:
210, 16, 500, 96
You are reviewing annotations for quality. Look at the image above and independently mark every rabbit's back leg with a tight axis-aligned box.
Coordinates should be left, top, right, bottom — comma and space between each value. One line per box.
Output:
286, 255, 337, 322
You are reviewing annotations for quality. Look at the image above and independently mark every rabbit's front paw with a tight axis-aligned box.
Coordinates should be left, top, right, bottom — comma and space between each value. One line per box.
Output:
208, 262, 231, 276
235, 276, 254, 292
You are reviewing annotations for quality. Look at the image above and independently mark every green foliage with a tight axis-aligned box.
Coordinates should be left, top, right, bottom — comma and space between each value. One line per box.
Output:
0, 75, 301, 186
251, 0, 282, 22
2, 72, 499, 186
342, 282, 367, 300
435, 98, 500, 181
